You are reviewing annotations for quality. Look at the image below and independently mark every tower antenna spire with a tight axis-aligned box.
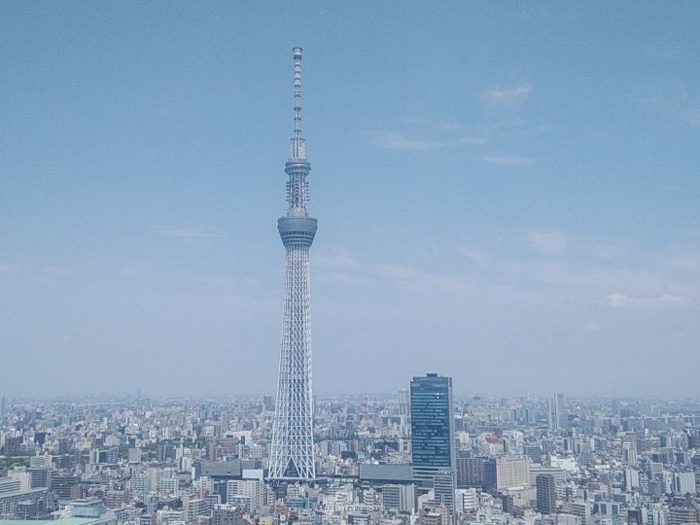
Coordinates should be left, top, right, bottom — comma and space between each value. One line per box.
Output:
290, 47, 305, 161
283, 47, 311, 219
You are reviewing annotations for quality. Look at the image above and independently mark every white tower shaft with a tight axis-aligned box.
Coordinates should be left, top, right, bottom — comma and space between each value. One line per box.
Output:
268, 47, 316, 480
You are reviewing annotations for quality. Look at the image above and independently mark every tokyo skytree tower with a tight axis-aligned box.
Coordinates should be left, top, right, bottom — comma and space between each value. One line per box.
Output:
268, 47, 317, 480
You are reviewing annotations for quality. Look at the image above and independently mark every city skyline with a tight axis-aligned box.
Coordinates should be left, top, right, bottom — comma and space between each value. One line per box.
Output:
1, 3, 699, 399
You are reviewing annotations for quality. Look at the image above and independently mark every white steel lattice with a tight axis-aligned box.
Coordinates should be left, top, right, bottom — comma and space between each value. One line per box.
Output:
269, 244, 315, 479
268, 47, 316, 481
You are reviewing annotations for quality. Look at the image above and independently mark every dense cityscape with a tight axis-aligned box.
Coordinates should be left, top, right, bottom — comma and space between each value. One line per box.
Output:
2, 390, 700, 525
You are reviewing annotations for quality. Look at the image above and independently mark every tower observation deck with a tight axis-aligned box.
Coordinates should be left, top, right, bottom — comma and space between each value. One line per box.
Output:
268, 47, 316, 480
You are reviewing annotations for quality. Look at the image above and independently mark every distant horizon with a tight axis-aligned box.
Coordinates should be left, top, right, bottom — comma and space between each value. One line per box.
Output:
2, 390, 699, 405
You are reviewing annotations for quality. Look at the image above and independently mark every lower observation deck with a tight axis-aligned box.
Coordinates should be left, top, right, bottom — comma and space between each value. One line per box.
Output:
278, 216, 317, 247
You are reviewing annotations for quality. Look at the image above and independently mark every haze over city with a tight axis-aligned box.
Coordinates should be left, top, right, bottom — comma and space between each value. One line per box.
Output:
2, 2, 699, 399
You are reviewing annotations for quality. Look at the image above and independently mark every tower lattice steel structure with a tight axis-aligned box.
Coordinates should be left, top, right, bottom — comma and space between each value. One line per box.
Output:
268, 47, 317, 480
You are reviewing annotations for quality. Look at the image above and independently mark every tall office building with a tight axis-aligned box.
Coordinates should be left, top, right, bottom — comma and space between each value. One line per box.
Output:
268, 48, 317, 480
456, 452, 486, 489
624, 468, 640, 491
410, 373, 456, 517
536, 474, 557, 515
622, 441, 638, 465
673, 471, 696, 494
398, 389, 410, 416
382, 484, 415, 514
547, 393, 565, 431
484, 457, 531, 492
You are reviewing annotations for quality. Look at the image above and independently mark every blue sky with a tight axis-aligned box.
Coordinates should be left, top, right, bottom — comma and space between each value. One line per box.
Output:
2, 2, 699, 399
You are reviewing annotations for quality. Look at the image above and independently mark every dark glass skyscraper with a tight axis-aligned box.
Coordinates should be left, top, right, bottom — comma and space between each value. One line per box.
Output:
410, 373, 456, 471
410, 373, 456, 517
536, 474, 557, 514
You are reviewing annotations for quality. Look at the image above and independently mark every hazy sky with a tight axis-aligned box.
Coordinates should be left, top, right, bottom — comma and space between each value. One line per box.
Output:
2, 2, 699, 399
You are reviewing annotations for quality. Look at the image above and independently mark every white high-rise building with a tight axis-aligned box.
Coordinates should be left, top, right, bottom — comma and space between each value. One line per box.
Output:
455, 488, 477, 513
398, 389, 410, 416
673, 471, 696, 494
29, 455, 52, 469
623, 441, 638, 465
548, 393, 565, 431
226, 479, 264, 514
624, 468, 640, 490
382, 484, 415, 514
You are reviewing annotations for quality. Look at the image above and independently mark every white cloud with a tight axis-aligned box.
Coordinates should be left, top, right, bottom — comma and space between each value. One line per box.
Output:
460, 248, 487, 266
602, 293, 691, 310
376, 264, 472, 297
481, 85, 532, 109
376, 264, 418, 280
372, 131, 435, 151
528, 231, 568, 254
479, 155, 534, 166
42, 266, 70, 277
432, 121, 462, 131
659, 91, 700, 128
531, 124, 555, 134
636, 87, 700, 128
118, 263, 156, 278
317, 272, 370, 286
664, 252, 700, 274
315, 251, 361, 270
315, 251, 366, 284
0, 263, 22, 274
643, 46, 679, 60
461, 136, 486, 145
163, 226, 225, 239
369, 121, 486, 151
587, 240, 630, 260
403, 118, 463, 131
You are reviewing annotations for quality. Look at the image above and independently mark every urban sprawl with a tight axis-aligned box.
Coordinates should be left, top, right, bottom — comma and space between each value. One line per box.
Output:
1, 387, 700, 525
